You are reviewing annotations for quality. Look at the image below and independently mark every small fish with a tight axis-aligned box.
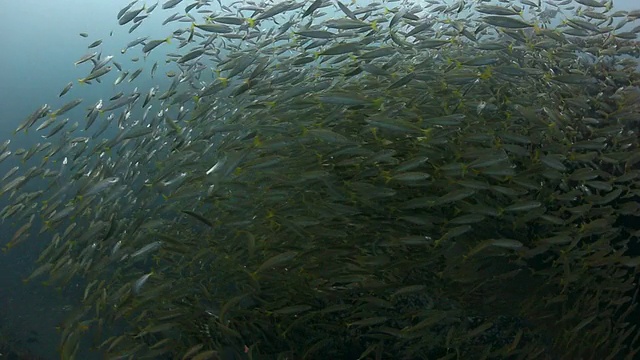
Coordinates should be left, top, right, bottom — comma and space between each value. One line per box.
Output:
467, 238, 524, 257
109, 92, 124, 101
388, 72, 415, 89
504, 201, 542, 212
181, 210, 213, 227
162, 12, 182, 25
117, 0, 138, 19
42, 118, 68, 138
162, 0, 183, 9
128, 68, 143, 82
119, 5, 146, 25
336, 1, 357, 20
319, 42, 361, 56
129, 21, 142, 33
575, 0, 607, 7
476, 5, 520, 16
295, 30, 336, 39
35, 116, 57, 132
132, 272, 153, 295
436, 189, 476, 206
482, 15, 532, 28
121, 36, 149, 53
212, 16, 245, 25
193, 23, 233, 33
254, 251, 298, 275
114, 71, 129, 85
177, 48, 205, 63
146, 2, 158, 13
142, 37, 171, 53
58, 82, 73, 97
253, 1, 296, 21
324, 18, 372, 30
78, 66, 112, 84
49, 99, 83, 118
83, 177, 120, 197
302, 0, 323, 18
87, 39, 103, 48
74, 52, 97, 66
552, 74, 596, 84
272, 304, 312, 315
358, 47, 396, 60
131, 241, 163, 258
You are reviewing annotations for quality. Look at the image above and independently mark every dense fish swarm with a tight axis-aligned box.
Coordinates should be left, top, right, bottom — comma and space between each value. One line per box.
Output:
2, 0, 640, 359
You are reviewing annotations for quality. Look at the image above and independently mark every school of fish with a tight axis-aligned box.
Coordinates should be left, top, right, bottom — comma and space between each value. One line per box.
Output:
2, 0, 640, 359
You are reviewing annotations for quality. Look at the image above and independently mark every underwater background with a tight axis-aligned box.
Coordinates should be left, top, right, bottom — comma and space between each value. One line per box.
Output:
1, 0, 640, 359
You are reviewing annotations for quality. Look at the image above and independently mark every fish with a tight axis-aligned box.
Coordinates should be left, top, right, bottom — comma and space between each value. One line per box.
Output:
121, 36, 149, 53
129, 21, 142, 33
336, 1, 357, 20
319, 42, 361, 56
74, 52, 98, 66
212, 16, 245, 25
0, 1, 638, 359
114, 71, 129, 85
162, 0, 183, 10
82, 177, 120, 197
78, 66, 112, 84
117, 0, 138, 19
295, 30, 336, 39
575, 0, 607, 7
476, 5, 521, 16
482, 15, 533, 28
147, 2, 158, 13
132, 272, 153, 295
193, 23, 233, 33
119, 5, 146, 25
253, 0, 297, 21
88, 39, 103, 48
100, 93, 140, 113
14, 104, 51, 133
302, 0, 323, 18
323, 18, 373, 29
181, 210, 213, 227
128, 68, 144, 82
177, 48, 205, 63
131, 241, 162, 258
58, 82, 73, 97
142, 37, 171, 53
